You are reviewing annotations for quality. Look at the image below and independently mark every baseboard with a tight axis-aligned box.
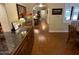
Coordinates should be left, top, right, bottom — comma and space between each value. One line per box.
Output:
49, 30, 68, 33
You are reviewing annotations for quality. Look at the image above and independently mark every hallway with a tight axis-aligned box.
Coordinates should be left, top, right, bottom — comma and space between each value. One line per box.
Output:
32, 19, 79, 55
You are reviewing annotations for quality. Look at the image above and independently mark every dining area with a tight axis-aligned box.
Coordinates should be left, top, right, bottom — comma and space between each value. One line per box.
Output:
67, 21, 79, 49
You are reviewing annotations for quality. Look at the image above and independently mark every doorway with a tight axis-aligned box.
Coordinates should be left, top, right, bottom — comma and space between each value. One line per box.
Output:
32, 3, 48, 26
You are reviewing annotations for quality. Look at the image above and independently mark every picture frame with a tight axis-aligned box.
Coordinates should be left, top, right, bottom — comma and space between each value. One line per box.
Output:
52, 8, 62, 15
16, 4, 26, 19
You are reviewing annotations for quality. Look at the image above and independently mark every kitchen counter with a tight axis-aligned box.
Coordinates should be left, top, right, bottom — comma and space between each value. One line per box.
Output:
0, 26, 33, 55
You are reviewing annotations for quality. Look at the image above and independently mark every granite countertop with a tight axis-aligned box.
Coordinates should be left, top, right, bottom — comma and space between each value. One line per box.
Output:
0, 26, 32, 55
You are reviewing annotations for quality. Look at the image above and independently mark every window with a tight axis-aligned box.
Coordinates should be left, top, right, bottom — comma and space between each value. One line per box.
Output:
65, 7, 71, 20
65, 5, 79, 21
72, 6, 79, 20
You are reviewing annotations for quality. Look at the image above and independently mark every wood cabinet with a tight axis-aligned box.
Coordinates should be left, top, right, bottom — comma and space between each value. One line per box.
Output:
14, 29, 34, 55
0, 23, 3, 33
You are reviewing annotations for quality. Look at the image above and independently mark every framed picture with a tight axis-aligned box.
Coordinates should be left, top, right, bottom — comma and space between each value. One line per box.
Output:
52, 8, 62, 15
16, 4, 26, 19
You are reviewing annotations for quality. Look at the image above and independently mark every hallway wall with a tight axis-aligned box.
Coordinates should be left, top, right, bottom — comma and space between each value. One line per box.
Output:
5, 3, 18, 22
5, 3, 31, 29
4, 3, 68, 32
48, 3, 68, 32
5, 3, 18, 29
25, 3, 68, 32
25, 3, 34, 13
0, 4, 11, 32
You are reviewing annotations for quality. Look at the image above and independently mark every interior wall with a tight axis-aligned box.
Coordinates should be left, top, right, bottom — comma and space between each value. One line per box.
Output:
18, 3, 27, 11
2, 3, 69, 32
25, 3, 34, 13
0, 3, 34, 32
48, 3, 68, 32
24, 3, 68, 32
4, 3, 35, 30
5, 3, 18, 29
5, 3, 18, 22
0, 4, 11, 32
5, 3, 34, 22
18, 3, 34, 13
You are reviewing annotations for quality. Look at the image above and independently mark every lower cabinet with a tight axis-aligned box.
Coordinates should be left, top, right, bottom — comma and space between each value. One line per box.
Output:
14, 29, 34, 55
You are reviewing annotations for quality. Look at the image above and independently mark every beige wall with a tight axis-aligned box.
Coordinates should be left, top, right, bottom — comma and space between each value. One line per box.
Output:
5, 3, 18, 22
4, 3, 35, 29
4, 3, 34, 29
0, 3, 34, 32
24, 3, 68, 32
19, 3, 34, 13
48, 3, 68, 32
3, 3, 68, 32
5, 3, 34, 21
25, 3, 34, 13
5, 3, 18, 29
0, 4, 11, 32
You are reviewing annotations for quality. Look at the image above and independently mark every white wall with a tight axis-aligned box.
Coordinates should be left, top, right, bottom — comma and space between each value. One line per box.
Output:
0, 4, 11, 32
4, 3, 33, 29
4, 3, 35, 29
48, 3, 68, 32
23, 3, 68, 32
40, 10, 47, 19
2, 3, 69, 32
5, 3, 18, 29
5, 3, 34, 20
5, 3, 18, 22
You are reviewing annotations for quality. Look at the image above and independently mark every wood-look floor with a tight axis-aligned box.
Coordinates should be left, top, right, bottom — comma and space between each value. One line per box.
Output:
32, 19, 79, 55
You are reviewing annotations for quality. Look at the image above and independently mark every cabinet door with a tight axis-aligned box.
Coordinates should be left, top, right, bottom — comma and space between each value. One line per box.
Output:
27, 30, 34, 54
19, 40, 28, 55
14, 37, 28, 55
14, 29, 34, 55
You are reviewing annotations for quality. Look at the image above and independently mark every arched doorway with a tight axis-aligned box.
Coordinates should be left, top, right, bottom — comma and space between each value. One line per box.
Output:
32, 3, 49, 25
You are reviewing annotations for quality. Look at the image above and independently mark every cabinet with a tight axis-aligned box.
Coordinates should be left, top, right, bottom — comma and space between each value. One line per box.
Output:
14, 29, 34, 55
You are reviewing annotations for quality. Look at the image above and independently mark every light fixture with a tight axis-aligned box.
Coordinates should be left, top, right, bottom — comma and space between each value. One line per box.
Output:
38, 3, 47, 10
39, 3, 44, 7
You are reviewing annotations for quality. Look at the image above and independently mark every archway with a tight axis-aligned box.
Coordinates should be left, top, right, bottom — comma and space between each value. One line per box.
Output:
32, 3, 49, 25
